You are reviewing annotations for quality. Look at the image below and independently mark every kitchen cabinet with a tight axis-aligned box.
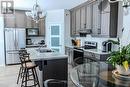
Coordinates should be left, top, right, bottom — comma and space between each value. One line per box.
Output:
75, 9, 81, 35
70, 10, 76, 36
38, 18, 45, 36
15, 10, 26, 28
26, 16, 45, 36
4, 10, 26, 28
70, 0, 100, 36
70, 6, 87, 36
101, 2, 118, 37
80, 6, 86, 30
70, 0, 119, 37
26, 16, 32, 28
109, 2, 118, 37
4, 14, 15, 28
65, 46, 73, 65
92, 1, 101, 35
86, 4, 92, 30
34, 58, 67, 86
84, 51, 110, 61
31, 20, 38, 28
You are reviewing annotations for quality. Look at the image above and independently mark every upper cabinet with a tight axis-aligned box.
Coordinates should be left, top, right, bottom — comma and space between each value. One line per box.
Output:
75, 8, 81, 35
86, 4, 92, 30
4, 9, 45, 36
70, 10, 76, 36
4, 10, 26, 28
15, 10, 26, 28
38, 18, 45, 36
80, 6, 86, 30
92, 1, 101, 35
101, 2, 119, 37
26, 13, 45, 36
70, 0, 100, 37
70, 0, 119, 37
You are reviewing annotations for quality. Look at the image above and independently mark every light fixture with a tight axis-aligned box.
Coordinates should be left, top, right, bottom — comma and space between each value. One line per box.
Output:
25, 0, 46, 23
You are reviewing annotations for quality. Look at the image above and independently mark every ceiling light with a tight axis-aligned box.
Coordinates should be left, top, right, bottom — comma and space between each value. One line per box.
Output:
25, 0, 46, 23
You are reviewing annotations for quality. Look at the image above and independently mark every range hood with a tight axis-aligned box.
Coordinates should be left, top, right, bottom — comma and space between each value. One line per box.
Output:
79, 29, 92, 37
79, 29, 92, 34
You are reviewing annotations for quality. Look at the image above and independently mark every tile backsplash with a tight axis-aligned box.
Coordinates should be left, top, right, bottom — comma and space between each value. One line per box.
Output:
76, 35, 118, 50
30, 37, 45, 45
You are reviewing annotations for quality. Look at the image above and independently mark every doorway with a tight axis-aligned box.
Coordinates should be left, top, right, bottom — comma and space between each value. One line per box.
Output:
48, 24, 64, 53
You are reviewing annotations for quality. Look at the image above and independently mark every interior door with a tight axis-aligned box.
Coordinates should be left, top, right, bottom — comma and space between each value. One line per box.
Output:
50, 24, 62, 52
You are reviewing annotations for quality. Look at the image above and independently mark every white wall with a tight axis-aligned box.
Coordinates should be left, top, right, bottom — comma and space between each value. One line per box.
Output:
45, 9, 65, 53
0, 16, 5, 66
121, 7, 130, 46
64, 10, 71, 46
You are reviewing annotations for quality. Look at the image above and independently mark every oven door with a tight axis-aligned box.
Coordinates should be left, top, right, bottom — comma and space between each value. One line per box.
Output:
73, 48, 84, 66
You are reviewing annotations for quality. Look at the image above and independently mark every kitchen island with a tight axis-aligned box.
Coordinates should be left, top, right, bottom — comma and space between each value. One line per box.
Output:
26, 48, 68, 87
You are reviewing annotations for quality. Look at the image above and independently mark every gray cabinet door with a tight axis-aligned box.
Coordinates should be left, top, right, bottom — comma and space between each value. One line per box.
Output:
4, 14, 15, 28
32, 20, 38, 28
70, 10, 76, 36
4, 10, 26, 28
92, 1, 101, 35
86, 4, 92, 30
75, 9, 81, 35
101, 12, 110, 37
109, 3, 118, 37
39, 18, 45, 36
15, 10, 26, 28
80, 6, 86, 30
26, 16, 32, 28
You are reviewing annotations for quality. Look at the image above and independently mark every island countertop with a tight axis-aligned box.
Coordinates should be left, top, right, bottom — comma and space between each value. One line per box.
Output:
26, 48, 68, 61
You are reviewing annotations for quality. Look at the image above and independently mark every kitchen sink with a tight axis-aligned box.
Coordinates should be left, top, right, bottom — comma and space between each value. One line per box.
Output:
36, 48, 54, 53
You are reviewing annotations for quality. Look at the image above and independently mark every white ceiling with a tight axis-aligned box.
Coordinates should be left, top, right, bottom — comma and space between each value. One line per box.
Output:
14, 0, 87, 10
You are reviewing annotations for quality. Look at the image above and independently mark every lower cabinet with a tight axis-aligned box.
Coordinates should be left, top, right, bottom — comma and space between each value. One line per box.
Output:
65, 47, 73, 65
84, 51, 110, 61
35, 58, 68, 87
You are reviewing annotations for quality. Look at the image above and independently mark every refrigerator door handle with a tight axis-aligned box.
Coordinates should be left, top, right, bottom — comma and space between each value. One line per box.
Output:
16, 40, 18, 49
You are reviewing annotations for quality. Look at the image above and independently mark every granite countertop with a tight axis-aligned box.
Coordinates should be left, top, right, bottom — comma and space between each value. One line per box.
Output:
65, 46, 110, 55
26, 48, 68, 61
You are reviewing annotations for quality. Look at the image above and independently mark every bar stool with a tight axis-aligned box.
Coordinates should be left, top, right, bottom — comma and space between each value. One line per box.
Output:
20, 55, 40, 87
17, 50, 31, 84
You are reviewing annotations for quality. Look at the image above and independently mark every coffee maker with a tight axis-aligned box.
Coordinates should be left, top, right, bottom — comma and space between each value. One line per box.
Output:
102, 41, 113, 52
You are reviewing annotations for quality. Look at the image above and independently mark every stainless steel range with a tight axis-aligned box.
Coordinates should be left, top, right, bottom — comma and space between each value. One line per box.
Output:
72, 41, 97, 66
84, 41, 97, 49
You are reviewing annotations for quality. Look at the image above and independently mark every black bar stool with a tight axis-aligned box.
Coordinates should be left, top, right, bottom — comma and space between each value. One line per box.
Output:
17, 49, 31, 84
20, 55, 40, 87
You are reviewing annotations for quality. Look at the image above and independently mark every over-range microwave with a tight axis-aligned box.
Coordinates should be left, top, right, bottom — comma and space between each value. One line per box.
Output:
26, 28, 39, 36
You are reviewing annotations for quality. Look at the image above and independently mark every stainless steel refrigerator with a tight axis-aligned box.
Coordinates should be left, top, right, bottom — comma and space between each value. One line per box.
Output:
5, 28, 26, 65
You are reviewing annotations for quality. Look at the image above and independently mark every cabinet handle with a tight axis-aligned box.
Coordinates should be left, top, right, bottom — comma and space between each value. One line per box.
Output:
84, 24, 86, 28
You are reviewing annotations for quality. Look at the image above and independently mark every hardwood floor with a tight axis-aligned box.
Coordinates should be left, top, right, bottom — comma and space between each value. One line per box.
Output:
0, 64, 75, 87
